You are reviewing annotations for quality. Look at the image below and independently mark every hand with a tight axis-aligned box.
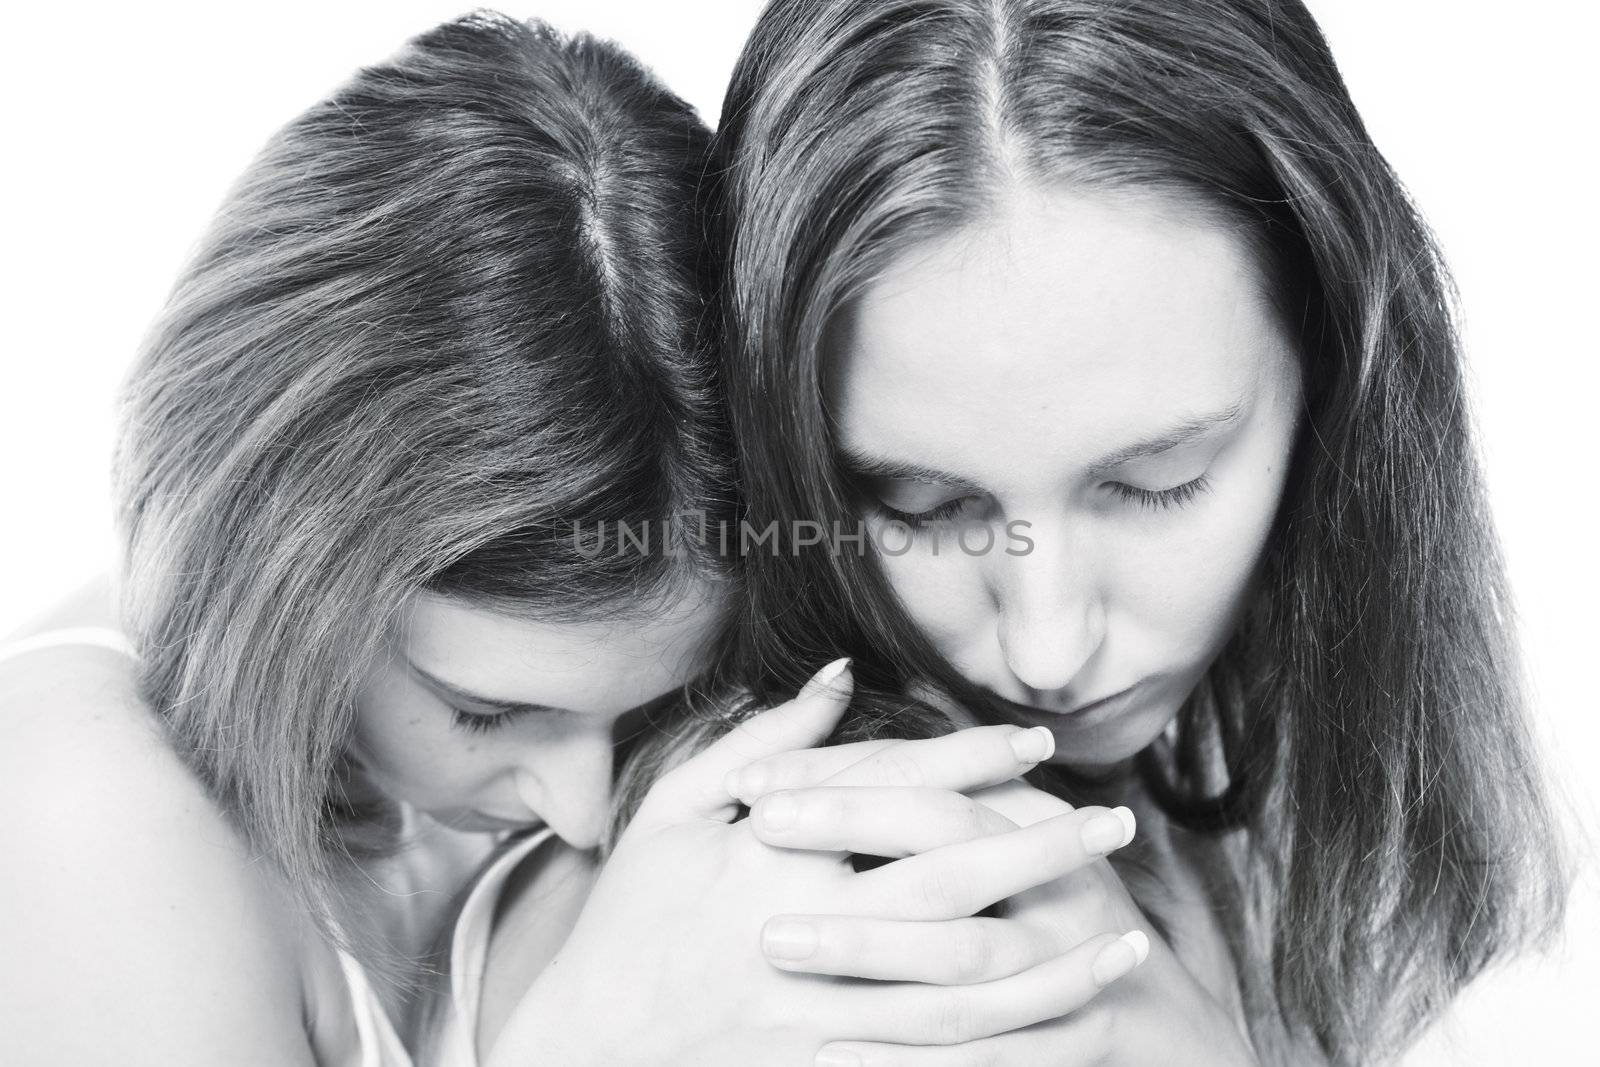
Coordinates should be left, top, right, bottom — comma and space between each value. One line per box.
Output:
485, 662, 1144, 1066
800, 782, 1260, 1066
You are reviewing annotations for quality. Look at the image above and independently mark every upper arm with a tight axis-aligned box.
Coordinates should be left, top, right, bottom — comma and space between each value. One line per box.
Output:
0, 647, 318, 1066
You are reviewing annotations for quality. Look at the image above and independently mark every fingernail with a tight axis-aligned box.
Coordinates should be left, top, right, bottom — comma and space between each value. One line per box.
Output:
1008, 725, 1055, 764
763, 919, 818, 961
815, 1050, 862, 1067
1112, 805, 1137, 847
1091, 930, 1149, 986
799, 657, 852, 700
759, 791, 797, 832
1080, 809, 1129, 854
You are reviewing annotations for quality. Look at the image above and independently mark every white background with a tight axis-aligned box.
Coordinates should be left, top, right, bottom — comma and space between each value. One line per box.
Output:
2, 2, 1594, 1061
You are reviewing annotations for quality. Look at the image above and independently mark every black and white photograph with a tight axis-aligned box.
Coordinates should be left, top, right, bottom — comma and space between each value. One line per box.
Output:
2, 2, 1594, 1064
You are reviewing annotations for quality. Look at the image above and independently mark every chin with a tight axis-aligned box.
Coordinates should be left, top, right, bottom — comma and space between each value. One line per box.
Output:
1053, 717, 1175, 773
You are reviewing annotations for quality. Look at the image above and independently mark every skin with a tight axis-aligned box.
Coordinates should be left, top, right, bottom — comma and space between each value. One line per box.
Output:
831, 184, 1303, 773
744, 183, 1299, 1064
6, 185, 1294, 1064
2, 582, 1152, 1067
0, 583, 723, 1064
480, 188, 1291, 1067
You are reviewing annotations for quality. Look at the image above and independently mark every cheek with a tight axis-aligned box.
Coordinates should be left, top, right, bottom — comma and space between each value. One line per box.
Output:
352, 666, 486, 804
1112, 459, 1289, 661
869, 522, 994, 659
1110, 509, 1267, 660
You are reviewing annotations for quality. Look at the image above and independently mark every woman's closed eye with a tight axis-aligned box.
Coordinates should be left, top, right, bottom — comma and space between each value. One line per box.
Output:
873, 494, 981, 525
449, 703, 537, 734
1107, 474, 1212, 511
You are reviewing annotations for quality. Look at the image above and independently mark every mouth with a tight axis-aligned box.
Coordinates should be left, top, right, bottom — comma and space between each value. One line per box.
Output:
979, 681, 1143, 728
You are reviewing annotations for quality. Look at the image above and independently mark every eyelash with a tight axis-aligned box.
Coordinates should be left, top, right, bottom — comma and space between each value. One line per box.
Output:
874, 497, 974, 526
873, 475, 1212, 524
449, 705, 532, 734
1110, 475, 1212, 510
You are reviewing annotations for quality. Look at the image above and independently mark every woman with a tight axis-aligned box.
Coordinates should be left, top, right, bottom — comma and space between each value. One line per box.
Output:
1, 12, 1150, 1066
665, 0, 1568, 1063
1, 13, 728, 1064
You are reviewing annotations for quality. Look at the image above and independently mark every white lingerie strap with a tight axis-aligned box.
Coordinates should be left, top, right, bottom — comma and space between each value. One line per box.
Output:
443, 828, 557, 1067
333, 947, 415, 1067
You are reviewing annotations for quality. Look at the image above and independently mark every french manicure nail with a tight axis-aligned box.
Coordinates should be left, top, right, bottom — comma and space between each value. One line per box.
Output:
763, 919, 818, 961
759, 791, 797, 831
1122, 928, 1150, 966
1008, 725, 1055, 764
1091, 930, 1149, 986
799, 657, 852, 700
1080, 809, 1128, 854
1112, 805, 1137, 847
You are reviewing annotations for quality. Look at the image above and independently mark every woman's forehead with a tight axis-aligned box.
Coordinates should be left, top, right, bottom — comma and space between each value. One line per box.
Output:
829, 187, 1296, 480
395, 585, 723, 716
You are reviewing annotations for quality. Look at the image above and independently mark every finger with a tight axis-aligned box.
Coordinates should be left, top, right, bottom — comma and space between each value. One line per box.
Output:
817, 929, 1150, 1050
761, 915, 1063, 984
723, 739, 902, 804
633, 659, 853, 827
969, 780, 1077, 827
727, 725, 1053, 806
849, 807, 1137, 920
823, 726, 1053, 791
749, 787, 1018, 857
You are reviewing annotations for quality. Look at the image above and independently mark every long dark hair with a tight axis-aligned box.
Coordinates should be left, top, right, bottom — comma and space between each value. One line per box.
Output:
117, 10, 728, 962
701, 0, 1566, 1061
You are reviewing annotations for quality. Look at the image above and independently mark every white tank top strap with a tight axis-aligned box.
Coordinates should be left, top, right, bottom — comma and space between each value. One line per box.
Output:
438, 827, 558, 1067
332, 947, 417, 1067
0, 625, 138, 665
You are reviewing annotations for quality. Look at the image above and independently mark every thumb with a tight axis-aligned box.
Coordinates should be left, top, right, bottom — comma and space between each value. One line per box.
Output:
634, 658, 853, 827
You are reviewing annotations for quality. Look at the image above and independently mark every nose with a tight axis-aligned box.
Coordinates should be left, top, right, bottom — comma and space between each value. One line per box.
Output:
991, 518, 1105, 696
516, 728, 615, 851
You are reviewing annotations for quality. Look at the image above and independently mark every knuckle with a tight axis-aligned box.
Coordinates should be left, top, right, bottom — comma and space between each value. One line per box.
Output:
872, 745, 928, 788
915, 860, 971, 916
811, 789, 850, 832
1027, 831, 1065, 875
929, 991, 978, 1045
947, 922, 994, 983
815, 917, 857, 966
955, 798, 996, 841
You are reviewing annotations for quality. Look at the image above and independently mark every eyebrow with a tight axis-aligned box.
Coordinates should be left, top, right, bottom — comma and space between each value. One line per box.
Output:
838, 452, 984, 492
407, 658, 564, 716
840, 401, 1246, 487
1082, 400, 1246, 475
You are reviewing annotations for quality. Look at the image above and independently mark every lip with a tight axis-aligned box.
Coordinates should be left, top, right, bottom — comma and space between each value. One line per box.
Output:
982, 681, 1143, 729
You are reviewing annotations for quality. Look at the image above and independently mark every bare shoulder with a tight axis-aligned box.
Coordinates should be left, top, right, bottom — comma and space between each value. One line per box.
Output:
1, 572, 117, 637
0, 645, 317, 1065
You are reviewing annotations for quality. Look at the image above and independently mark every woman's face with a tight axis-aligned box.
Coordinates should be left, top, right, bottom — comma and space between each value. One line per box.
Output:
830, 187, 1301, 772
350, 586, 719, 849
